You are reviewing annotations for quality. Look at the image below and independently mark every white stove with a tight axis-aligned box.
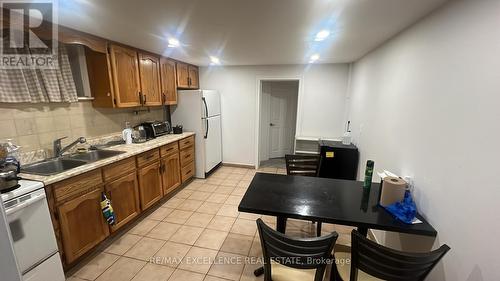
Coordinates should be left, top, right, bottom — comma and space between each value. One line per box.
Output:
2, 180, 65, 281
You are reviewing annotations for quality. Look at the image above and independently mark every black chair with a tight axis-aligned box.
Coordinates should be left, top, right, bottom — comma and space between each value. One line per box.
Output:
256, 218, 339, 281
285, 154, 323, 236
333, 230, 450, 281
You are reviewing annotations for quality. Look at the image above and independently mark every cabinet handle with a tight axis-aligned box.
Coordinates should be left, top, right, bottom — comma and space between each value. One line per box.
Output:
143, 94, 147, 105
144, 154, 155, 160
162, 93, 166, 104
185, 154, 191, 158
139, 92, 143, 104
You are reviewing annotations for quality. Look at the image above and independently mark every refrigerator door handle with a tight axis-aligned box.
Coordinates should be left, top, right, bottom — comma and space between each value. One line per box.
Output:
204, 118, 209, 139
202, 97, 209, 118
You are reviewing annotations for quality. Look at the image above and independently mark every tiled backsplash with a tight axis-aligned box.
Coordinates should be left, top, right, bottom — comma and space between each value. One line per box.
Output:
0, 101, 164, 154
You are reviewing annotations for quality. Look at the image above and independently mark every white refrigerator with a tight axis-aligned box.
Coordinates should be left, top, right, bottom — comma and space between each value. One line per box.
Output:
171, 90, 222, 178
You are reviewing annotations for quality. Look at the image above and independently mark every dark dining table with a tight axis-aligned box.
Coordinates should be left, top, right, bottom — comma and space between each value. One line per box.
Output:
238, 173, 437, 237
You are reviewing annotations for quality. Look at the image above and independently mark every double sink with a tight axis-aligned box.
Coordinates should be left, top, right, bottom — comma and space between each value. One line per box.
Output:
22, 150, 126, 176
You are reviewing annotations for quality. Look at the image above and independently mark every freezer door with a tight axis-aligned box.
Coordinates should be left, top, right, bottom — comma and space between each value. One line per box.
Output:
205, 115, 222, 173
202, 90, 221, 117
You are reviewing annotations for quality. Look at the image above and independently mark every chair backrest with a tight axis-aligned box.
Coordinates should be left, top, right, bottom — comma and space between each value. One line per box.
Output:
285, 154, 321, 177
256, 218, 338, 281
348, 230, 450, 281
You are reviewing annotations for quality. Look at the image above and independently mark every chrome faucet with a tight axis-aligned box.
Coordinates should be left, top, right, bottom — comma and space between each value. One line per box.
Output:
53, 137, 86, 157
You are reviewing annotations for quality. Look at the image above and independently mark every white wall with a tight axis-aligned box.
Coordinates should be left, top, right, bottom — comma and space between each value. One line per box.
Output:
347, 0, 500, 280
200, 64, 350, 166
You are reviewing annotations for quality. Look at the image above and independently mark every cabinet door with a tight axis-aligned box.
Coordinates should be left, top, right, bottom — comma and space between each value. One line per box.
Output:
176, 62, 190, 88
109, 44, 141, 107
160, 57, 178, 105
139, 53, 162, 106
86, 48, 115, 108
105, 172, 140, 232
188, 65, 199, 89
161, 153, 181, 196
58, 188, 110, 264
138, 161, 163, 210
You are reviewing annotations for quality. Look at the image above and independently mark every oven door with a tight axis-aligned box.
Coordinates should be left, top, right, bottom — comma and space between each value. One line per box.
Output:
4, 188, 59, 274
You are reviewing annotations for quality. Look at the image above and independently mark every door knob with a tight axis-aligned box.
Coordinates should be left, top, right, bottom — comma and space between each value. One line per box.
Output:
270, 123, 275, 126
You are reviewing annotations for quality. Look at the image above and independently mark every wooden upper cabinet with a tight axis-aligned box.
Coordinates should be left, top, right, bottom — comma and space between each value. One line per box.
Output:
139, 53, 162, 106
176, 62, 190, 88
160, 57, 178, 105
176, 62, 200, 89
109, 44, 141, 107
188, 65, 199, 89
86, 47, 115, 108
58, 187, 109, 264
105, 172, 140, 232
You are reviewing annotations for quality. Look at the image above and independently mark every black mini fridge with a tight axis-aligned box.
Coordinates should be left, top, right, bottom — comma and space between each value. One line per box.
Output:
318, 140, 359, 180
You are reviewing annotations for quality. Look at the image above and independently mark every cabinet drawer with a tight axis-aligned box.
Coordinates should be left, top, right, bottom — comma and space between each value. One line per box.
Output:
179, 135, 194, 150
160, 142, 179, 157
180, 147, 194, 167
102, 157, 136, 181
181, 161, 195, 183
137, 148, 160, 167
54, 170, 103, 203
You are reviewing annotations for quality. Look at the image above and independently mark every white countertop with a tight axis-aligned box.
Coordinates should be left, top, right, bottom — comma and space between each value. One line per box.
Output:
19, 132, 195, 186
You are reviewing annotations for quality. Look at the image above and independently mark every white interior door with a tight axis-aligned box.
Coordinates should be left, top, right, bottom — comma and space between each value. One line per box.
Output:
269, 93, 288, 158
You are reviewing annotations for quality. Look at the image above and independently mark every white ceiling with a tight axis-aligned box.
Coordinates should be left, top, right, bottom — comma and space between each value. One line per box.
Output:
58, 0, 447, 66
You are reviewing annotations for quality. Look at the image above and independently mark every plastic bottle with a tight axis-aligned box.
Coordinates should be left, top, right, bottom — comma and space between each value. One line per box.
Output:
122, 122, 133, 144
363, 160, 375, 190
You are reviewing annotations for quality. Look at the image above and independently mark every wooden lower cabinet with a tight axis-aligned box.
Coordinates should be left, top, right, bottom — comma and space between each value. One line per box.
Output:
138, 161, 163, 210
161, 153, 181, 196
105, 172, 140, 232
57, 187, 110, 264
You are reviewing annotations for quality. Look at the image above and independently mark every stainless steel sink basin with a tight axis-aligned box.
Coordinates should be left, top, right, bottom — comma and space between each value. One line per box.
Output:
21, 158, 88, 176
69, 150, 125, 162
21, 150, 126, 176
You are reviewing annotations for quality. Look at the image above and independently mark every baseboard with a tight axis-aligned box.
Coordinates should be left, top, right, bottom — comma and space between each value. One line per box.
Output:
368, 229, 380, 243
222, 162, 255, 169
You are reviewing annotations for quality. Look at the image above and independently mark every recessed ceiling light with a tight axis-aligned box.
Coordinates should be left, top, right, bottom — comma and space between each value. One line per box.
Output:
210, 56, 221, 65
314, 30, 330, 41
309, 54, 320, 63
168, 38, 180, 48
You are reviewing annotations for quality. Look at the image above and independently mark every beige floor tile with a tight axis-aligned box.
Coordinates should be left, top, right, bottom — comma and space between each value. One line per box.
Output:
226, 173, 244, 181
198, 184, 219, 193
206, 193, 229, 204
123, 237, 165, 261
220, 233, 253, 256
169, 225, 204, 245
216, 204, 239, 218
153, 241, 192, 268
104, 234, 142, 255
206, 178, 224, 185
95, 257, 145, 281
232, 168, 250, 175
230, 219, 257, 236
238, 212, 261, 220
204, 275, 232, 281
162, 198, 185, 209
224, 195, 242, 206
196, 202, 223, 215
207, 216, 236, 232
207, 252, 245, 281
213, 186, 235, 195
146, 222, 182, 240
194, 229, 228, 250
240, 261, 264, 281
185, 182, 203, 190
73, 252, 120, 280
131, 263, 174, 281
230, 188, 247, 196
261, 215, 276, 224
188, 191, 213, 201
248, 238, 263, 257
67, 277, 87, 281
220, 179, 240, 187
242, 174, 255, 181
149, 207, 174, 221
177, 199, 204, 211
168, 269, 205, 281
178, 246, 219, 274
185, 212, 215, 228
164, 210, 194, 224
236, 181, 251, 188
129, 219, 160, 236
173, 189, 194, 199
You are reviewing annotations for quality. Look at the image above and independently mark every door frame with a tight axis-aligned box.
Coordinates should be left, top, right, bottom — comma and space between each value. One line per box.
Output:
255, 77, 303, 169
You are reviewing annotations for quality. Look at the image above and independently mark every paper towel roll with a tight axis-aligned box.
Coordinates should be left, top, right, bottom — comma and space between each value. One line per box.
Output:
379, 176, 407, 207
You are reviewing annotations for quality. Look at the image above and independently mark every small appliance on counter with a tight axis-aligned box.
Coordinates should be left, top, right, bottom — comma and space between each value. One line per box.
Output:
0, 141, 21, 193
132, 125, 148, 143
172, 125, 183, 134
140, 121, 170, 139
318, 140, 359, 180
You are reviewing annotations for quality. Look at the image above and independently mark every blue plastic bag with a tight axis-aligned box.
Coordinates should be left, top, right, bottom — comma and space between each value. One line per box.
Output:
383, 190, 417, 224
